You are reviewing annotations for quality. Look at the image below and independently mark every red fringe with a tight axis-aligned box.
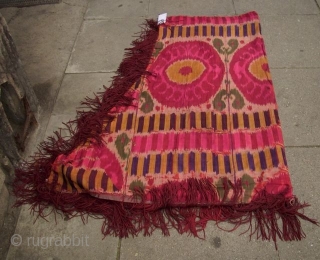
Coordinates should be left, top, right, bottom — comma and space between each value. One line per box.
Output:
12, 19, 317, 250
13, 18, 159, 213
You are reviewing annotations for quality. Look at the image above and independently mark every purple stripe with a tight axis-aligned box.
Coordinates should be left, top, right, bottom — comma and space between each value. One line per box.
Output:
115, 113, 123, 132
180, 113, 186, 129
270, 148, 279, 167
61, 165, 68, 190
219, 26, 223, 36
227, 26, 231, 36
105, 122, 111, 133
233, 113, 239, 129
254, 112, 260, 128
235, 25, 239, 36
137, 116, 144, 133
243, 24, 248, 36
126, 113, 133, 130
143, 155, 150, 176
76, 168, 85, 189
166, 153, 173, 173
264, 111, 271, 126
101, 173, 108, 191
170, 26, 175, 38
189, 152, 195, 172
89, 170, 97, 190
213, 154, 219, 174
178, 154, 183, 172
247, 153, 255, 171
251, 23, 256, 35
66, 166, 77, 191
155, 154, 161, 173
178, 26, 182, 37
259, 151, 267, 170
159, 114, 165, 130
148, 114, 154, 132
201, 153, 207, 172
170, 113, 176, 130
211, 26, 215, 36
243, 113, 249, 128
222, 114, 227, 130
131, 157, 138, 176
203, 25, 207, 36
224, 155, 231, 173
212, 113, 216, 129
134, 78, 141, 89
236, 153, 243, 171
194, 26, 199, 36
162, 27, 167, 39
190, 112, 196, 129
186, 27, 190, 37
201, 112, 206, 128
113, 184, 119, 192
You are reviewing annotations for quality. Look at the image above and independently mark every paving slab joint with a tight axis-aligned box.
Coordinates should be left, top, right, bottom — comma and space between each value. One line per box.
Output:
116, 238, 122, 260
314, 0, 320, 11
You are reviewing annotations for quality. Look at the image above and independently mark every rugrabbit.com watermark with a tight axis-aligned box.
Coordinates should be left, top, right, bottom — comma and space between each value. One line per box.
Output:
11, 234, 89, 249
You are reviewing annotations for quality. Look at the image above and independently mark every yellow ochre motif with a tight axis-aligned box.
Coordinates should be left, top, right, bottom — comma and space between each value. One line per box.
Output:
248, 56, 271, 81
165, 59, 205, 85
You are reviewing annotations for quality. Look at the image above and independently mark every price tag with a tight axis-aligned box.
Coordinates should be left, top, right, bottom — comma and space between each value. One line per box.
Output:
158, 13, 167, 25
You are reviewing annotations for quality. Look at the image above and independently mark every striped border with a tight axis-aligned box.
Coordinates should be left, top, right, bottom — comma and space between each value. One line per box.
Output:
105, 109, 280, 134
131, 125, 283, 154
49, 166, 119, 193
51, 144, 287, 192
166, 12, 259, 25
128, 145, 287, 176
158, 22, 261, 39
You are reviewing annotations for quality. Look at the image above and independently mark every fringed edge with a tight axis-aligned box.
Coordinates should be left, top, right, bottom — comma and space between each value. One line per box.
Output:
14, 172, 318, 250
122, 178, 318, 251
12, 19, 159, 218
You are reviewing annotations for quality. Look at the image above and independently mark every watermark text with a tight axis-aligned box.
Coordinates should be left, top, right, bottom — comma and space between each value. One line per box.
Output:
11, 234, 89, 249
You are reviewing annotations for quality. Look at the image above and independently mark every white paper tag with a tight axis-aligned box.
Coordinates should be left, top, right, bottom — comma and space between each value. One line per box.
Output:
158, 13, 167, 25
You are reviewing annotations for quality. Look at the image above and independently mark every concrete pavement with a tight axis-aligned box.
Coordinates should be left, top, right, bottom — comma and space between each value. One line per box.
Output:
1, 0, 320, 259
